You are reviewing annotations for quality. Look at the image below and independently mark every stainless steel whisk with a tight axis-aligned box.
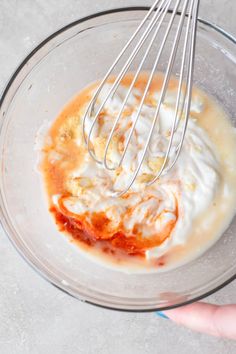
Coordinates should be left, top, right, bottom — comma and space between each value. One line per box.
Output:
83, 0, 200, 196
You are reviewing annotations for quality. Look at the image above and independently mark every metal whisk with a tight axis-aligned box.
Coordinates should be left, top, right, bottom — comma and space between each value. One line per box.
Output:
83, 0, 200, 196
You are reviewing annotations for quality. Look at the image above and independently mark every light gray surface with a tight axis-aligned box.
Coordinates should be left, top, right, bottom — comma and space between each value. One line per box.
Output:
0, 1, 236, 353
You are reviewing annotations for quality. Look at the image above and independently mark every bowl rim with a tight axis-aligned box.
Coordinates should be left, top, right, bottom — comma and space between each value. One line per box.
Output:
0, 6, 236, 312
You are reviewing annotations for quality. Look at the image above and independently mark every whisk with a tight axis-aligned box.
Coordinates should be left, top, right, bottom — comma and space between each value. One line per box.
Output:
83, 0, 200, 196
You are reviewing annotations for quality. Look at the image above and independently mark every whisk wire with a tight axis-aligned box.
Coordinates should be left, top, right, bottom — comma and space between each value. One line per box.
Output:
104, 0, 173, 170
83, 0, 166, 155
115, 0, 191, 196
83, 0, 200, 196
147, 0, 199, 185
164, 0, 200, 173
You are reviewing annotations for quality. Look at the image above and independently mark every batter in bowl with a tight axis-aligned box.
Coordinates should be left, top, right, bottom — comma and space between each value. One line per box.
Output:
40, 73, 236, 272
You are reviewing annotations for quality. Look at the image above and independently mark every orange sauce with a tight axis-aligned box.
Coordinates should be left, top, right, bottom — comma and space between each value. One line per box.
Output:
41, 74, 179, 261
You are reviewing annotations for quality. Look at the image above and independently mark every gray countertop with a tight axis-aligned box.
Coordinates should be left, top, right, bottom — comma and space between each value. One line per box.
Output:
0, 1, 236, 353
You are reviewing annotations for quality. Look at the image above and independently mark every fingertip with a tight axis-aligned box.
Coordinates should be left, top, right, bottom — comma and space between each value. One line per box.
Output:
156, 302, 236, 339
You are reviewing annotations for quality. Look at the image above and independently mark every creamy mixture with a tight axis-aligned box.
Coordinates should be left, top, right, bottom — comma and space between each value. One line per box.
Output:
40, 73, 236, 272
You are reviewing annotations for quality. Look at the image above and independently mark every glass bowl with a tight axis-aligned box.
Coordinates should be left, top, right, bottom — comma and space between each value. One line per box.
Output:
0, 7, 236, 312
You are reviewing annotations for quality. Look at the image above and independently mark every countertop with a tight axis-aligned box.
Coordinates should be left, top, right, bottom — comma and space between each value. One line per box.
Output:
0, 1, 236, 353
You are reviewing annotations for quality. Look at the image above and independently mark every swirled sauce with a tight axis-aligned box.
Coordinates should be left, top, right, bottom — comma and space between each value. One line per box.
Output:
40, 73, 236, 272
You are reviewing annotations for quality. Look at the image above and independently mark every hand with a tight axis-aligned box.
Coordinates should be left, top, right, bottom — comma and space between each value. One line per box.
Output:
157, 302, 236, 340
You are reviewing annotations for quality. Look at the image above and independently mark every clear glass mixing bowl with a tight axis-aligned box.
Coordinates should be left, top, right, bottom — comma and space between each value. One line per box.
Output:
0, 8, 236, 311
